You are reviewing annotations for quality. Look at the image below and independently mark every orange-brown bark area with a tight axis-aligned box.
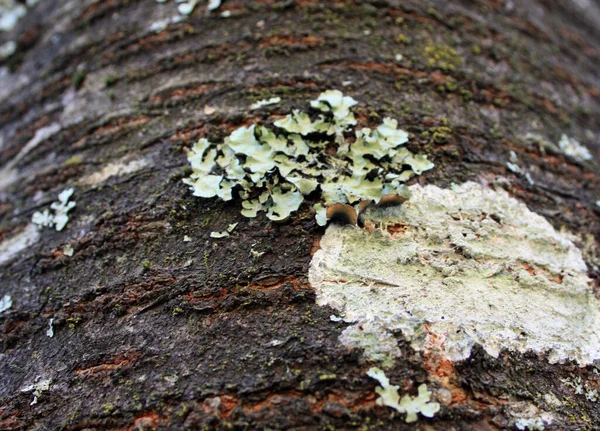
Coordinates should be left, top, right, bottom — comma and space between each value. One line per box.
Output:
0, 0, 599, 429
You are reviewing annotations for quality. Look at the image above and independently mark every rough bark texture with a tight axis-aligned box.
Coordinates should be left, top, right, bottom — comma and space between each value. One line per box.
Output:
1, 0, 599, 430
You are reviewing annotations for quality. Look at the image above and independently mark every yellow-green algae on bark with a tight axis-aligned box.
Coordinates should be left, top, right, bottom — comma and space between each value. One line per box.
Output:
309, 182, 599, 367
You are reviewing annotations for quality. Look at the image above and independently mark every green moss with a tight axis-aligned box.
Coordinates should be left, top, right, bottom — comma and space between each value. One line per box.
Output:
492, 97, 506, 107
559, 114, 573, 128
437, 78, 458, 95
72, 70, 86, 89
459, 88, 473, 102
396, 33, 410, 45
368, 109, 380, 119
104, 75, 117, 87
422, 42, 462, 72
102, 403, 115, 414
319, 374, 337, 380
489, 123, 504, 140
62, 155, 83, 167
445, 78, 457, 92
394, 81, 405, 92
575, 105, 591, 117
421, 126, 453, 144
505, 84, 535, 108
67, 317, 82, 328
426, 7, 443, 21
113, 304, 124, 317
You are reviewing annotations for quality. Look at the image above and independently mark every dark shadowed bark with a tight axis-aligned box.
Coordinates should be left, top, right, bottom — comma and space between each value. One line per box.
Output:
1, 0, 599, 429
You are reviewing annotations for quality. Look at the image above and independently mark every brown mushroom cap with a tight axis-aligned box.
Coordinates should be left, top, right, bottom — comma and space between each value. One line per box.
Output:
326, 203, 358, 225
356, 200, 373, 215
376, 194, 409, 207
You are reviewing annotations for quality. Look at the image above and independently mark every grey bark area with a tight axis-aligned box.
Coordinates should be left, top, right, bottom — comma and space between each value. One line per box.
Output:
0, 0, 599, 429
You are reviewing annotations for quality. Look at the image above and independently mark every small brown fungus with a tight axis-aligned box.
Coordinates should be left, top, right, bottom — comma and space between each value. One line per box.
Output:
326, 203, 357, 225
356, 200, 373, 215
376, 194, 408, 207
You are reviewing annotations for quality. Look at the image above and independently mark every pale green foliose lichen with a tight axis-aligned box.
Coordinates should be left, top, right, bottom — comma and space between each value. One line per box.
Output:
0, 40, 16, 59
148, 16, 184, 33
210, 231, 229, 238
507, 402, 554, 431
183, 90, 433, 223
367, 367, 440, 423
46, 318, 54, 338
21, 377, 51, 405
32, 188, 76, 232
207, 0, 221, 11
0, 0, 26, 32
314, 203, 327, 226
507, 150, 522, 173
515, 418, 545, 431
562, 376, 599, 402
250, 97, 281, 110
63, 244, 74, 257
209, 222, 238, 238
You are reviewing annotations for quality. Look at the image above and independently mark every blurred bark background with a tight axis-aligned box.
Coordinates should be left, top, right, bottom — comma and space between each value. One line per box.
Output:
1, 0, 599, 429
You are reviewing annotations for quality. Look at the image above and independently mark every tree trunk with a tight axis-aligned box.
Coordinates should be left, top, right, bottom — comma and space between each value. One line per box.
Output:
1, 0, 599, 429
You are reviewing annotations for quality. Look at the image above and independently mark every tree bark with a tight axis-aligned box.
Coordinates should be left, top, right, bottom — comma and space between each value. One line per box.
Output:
1, 0, 599, 430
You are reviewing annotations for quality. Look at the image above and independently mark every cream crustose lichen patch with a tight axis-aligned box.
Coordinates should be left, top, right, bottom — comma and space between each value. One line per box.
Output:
310, 181, 600, 367
183, 90, 433, 223
0, 224, 39, 266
